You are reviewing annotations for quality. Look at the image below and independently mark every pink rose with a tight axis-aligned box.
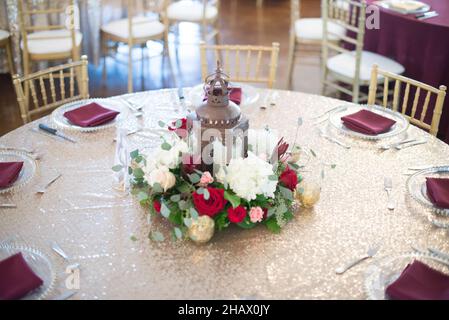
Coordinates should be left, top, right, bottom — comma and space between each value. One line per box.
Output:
249, 206, 264, 223
199, 171, 214, 185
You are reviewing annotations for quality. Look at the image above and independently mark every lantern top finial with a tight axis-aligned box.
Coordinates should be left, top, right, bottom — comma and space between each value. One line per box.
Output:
196, 60, 241, 125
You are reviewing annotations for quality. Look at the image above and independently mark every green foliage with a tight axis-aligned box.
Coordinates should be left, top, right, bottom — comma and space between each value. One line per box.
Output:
265, 217, 281, 234
214, 211, 230, 231
224, 190, 241, 208
112, 165, 123, 172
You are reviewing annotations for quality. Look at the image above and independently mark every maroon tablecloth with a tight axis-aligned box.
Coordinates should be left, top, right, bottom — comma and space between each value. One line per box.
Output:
365, 0, 449, 143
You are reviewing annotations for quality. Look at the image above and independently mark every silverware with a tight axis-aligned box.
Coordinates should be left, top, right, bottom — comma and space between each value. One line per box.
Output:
335, 245, 380, 274
52, 290, 77, 300
407, 165, 436, 171
0, 204, 17, 208
38, 124, 77, 143
384, 177, 395, 210
379, 138, 416, 150
36, 173, 62, 194
417, 11, 438, 20
121, 98, 144, 117
310, 106, 344, 120
51, 241, 69, 260
319, 129, 350, 149
395, 139, 427, 150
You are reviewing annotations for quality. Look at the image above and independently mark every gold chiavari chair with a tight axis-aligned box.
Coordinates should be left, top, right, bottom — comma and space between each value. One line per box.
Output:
286, 0, 347, 89
0, 29, 15, 75
368, 64, 447, 136
101, 0, 170, 93
166, 0, 220, 43
18, 0, 82, 76
12, 55, 89, 124
200, 42, 280, 89
321, 0, 404, 103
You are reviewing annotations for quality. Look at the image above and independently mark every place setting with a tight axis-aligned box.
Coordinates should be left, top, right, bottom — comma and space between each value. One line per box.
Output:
0, 149, 37, 197
406, 166, 449, 228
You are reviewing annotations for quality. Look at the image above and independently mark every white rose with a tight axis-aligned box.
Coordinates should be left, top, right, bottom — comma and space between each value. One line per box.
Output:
147, 166, 176, 191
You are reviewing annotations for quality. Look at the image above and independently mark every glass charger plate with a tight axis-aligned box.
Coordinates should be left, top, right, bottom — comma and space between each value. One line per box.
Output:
365, 252, 449, 300
51, 98, 129, 132
406, 166, 449, 217
328, 104, 409, 141
0, 242, 56, 300
188, 83, 260, 108
0, 150, 37, 194
376, 0, 430, 14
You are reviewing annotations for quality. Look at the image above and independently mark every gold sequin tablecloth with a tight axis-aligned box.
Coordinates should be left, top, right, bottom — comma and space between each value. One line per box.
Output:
1, 89, 449, 300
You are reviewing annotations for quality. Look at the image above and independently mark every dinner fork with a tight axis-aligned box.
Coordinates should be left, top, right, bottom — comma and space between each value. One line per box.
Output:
335, 245, 380, 274
36, 173, 62, 194
395, 139, 427, 150
384, 177, 395, 210
319, 129, 351, 149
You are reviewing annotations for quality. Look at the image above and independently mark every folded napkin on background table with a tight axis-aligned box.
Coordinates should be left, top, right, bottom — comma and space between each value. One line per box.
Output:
426, 178, 449, 209
203, 87, 242, 105
390, 1, 426, 11
0, 162, 23, 188
385, 260, 449, 300
0, 252, 44, 300
341, 109, 396, 135
63, 102, 120, 127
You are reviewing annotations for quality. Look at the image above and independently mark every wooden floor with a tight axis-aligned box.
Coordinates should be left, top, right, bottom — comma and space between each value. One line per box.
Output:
0, 0, 322, 136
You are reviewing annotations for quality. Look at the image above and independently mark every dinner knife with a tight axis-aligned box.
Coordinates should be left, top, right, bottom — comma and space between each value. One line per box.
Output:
416, 11, 438, 20
38, 124, 77, 143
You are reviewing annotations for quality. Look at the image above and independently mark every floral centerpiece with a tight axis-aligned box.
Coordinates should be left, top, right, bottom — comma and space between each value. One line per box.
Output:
124, 121, 305, 244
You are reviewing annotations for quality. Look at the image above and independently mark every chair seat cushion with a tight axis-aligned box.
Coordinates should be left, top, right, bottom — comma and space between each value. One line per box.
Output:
0, 29, 10, 41
101, 16, 165, 40
167, 0, 218, 22
326, 50, 405, 81
295, 18, 346, 41
21, 30, 82, 55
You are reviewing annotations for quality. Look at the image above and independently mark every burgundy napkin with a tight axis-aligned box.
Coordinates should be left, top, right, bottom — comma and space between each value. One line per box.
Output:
341, 109, 396, 135
426, 178, 449, 209
0, 162, 23, 188
385, 260, 449, 300
63, 102, 120, 127
0, 253, 44, 300
203, 87, 242, 105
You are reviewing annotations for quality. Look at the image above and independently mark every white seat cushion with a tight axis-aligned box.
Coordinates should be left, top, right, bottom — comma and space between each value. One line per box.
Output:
295, 18, 346, 41
101, 16, 165, 40
21, 30, 82, 55
167, 0, 218, 22
0, 29, 10, 41
327, 50, 405, 81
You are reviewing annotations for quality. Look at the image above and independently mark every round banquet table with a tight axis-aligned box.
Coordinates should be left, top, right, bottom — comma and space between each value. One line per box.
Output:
365, 0, 449, 144
1, 88, 449, 300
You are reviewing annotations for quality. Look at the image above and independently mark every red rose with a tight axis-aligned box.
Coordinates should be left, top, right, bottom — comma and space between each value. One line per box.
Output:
168, 118, 188, 138
279, 167, 298, 191
153, 200, 161, 213
227, 206, 247, 224
193, 187, 227, 217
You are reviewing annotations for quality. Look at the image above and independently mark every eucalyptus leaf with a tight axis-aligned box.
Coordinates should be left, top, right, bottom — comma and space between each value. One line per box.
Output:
189, 173, 200, 184
151, 231, 164, 242
202, 188, 210, 200
133, 168, 144, 179
331, 164, 337, 169
190, 207, 199, 220
174, 227, 183, 239
268, 175, 278, 181
130, 235, 138, 241
183, 217, 192, 228
158, 120, 166, 128
178, 200, 189, 210
170, 194, 181, 202
152, 183, 163, 193
112, 164, 123, 172
130, 149, 139, 159
161, 142, 172, 151
161, 202, 171, 218
279, 186, 294, 201
137, 191, 149, 202
175, 119, 183, 128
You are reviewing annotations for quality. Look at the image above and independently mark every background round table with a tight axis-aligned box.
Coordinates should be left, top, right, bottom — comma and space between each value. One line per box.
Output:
1, 88, 449, 299
365, 0, 449, 144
